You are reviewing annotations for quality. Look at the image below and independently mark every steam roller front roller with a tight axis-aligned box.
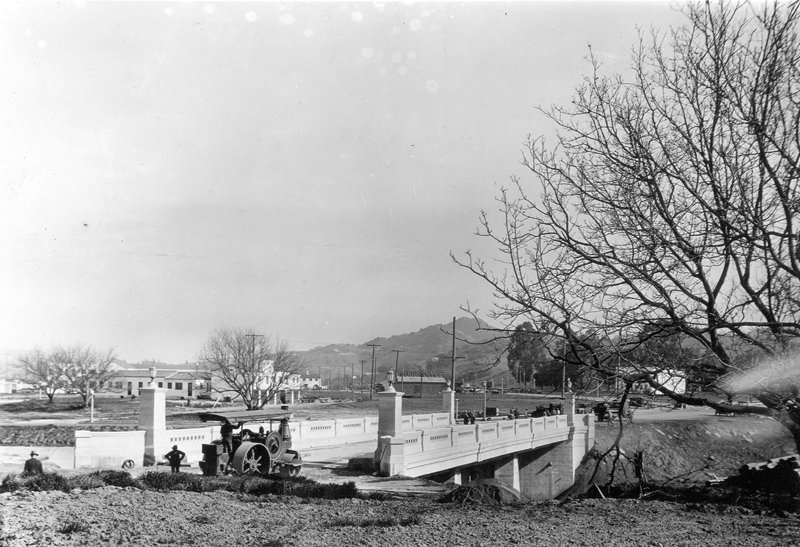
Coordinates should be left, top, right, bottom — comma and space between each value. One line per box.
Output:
231, 441, 271, 476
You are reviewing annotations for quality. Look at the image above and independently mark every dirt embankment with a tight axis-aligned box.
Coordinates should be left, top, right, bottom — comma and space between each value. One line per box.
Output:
591, 415, 796, 488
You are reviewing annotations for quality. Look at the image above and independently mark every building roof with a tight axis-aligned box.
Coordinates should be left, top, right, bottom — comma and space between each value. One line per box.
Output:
396, 376, 447, 384
110, 369, 204, 380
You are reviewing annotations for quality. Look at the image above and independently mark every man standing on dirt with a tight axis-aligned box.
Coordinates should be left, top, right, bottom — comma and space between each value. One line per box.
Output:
22, 450, 43, 476
163, 445, 186, 473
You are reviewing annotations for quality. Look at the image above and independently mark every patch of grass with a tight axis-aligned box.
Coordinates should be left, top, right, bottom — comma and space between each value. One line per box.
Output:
227, 475, 361, 500
0, 474, 20, 492
138, 471, 205, 492
0, 399, 85, 413
14, 472, 71, 492
57, 520, 90, 534
0, 468, 386, 503
88, 470, 139, 488
327, 514, 421, 528
66, 475, 106, 490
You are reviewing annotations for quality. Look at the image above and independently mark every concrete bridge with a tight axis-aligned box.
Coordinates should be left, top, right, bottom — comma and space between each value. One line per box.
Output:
374, 387, 595, 500
5, 384, 593, 500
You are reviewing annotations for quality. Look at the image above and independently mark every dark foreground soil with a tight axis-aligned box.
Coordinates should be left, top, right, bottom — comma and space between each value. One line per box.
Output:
2, 487, 800, 546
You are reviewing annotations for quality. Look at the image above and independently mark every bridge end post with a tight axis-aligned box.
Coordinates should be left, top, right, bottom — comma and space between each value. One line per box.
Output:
374, 388, 405, 475
138, 387, 167, 466
377, 388, 404, 437
565, 392, 576, 425
441, 386, 455, 424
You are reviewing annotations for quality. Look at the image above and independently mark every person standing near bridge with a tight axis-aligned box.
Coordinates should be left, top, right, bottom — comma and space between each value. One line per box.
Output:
163, 445, 186, 473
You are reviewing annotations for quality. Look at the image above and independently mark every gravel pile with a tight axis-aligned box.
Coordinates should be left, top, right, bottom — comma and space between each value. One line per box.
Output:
2, 486, 800, 546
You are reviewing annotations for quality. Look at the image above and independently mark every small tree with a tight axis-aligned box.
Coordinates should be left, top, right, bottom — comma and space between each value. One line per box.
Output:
18, 349, 60, 402
17, 346, 116, 405
198, 327, 299, 410
57, 346, 116, 405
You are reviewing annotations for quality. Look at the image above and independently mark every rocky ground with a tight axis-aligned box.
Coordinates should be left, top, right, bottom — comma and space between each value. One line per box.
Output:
2, 486, 800, 546
2, 396, 800, 545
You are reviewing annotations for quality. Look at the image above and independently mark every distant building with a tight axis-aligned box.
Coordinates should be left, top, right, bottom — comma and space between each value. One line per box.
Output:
0, 379, 23, 394
105, 362, 209, 399
293, 376, 323, 390
392, 375, 447, 397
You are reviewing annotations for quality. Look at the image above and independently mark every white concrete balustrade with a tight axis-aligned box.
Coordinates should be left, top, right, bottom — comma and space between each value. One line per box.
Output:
392, 414, 588, 477
376, 389, 595, 499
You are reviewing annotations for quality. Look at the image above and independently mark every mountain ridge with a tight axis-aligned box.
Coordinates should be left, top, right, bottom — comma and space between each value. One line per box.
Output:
296, 317, 511, 388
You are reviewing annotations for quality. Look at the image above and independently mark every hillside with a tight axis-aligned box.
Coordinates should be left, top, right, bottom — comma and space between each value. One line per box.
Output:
296, 317, 510, 388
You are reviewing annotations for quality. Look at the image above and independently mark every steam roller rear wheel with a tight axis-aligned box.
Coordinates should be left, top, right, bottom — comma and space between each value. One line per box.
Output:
264, 432, 284, 460
231, 441, 271, 476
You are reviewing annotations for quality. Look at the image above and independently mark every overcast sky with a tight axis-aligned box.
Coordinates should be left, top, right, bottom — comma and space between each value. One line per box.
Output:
0, 1, 686, 365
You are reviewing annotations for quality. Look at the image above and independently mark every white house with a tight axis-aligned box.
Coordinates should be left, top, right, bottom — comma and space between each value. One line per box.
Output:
105, 363, 211, 399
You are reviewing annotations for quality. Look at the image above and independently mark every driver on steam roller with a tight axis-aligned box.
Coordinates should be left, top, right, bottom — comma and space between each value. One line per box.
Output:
220, 420, 236, 463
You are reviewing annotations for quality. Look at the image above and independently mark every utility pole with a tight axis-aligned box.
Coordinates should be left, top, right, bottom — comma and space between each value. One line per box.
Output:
359, 360, 366, 397
450, 316, 456, 388
366, 344, 381, 400
391, 349, 404, 384
448, 316, 465, 391
561, 338, 567, 399
350, 363, 354, 391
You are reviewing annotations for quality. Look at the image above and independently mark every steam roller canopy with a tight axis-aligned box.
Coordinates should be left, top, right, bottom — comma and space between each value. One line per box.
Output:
231, 441, 271, 475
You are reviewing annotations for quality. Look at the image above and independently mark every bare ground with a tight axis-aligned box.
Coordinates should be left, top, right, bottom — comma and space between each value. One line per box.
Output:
1, 395, 800, 545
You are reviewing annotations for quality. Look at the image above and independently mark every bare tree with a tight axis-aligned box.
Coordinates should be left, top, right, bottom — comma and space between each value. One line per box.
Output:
198, 327, 300, 410
57, 346, 117, 405
18, 349, 61, 403
17, 346, 116, 405
454, 1, 800, 450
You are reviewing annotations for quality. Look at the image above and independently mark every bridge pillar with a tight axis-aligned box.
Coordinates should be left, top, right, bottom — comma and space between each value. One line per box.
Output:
441, 387, 455, 424
138, 387, 167, 466
375, 388, 405, 475
377, 388, 404, 437
494, 454, 520, 491
565, 392, 576, 424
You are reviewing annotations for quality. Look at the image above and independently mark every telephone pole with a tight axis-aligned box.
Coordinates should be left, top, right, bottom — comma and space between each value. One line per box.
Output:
449, 316, 464, 390
359, 360, 367, 397
391, 349, 404, 383
366, 344, 381, 400
450, 317, 456, 387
